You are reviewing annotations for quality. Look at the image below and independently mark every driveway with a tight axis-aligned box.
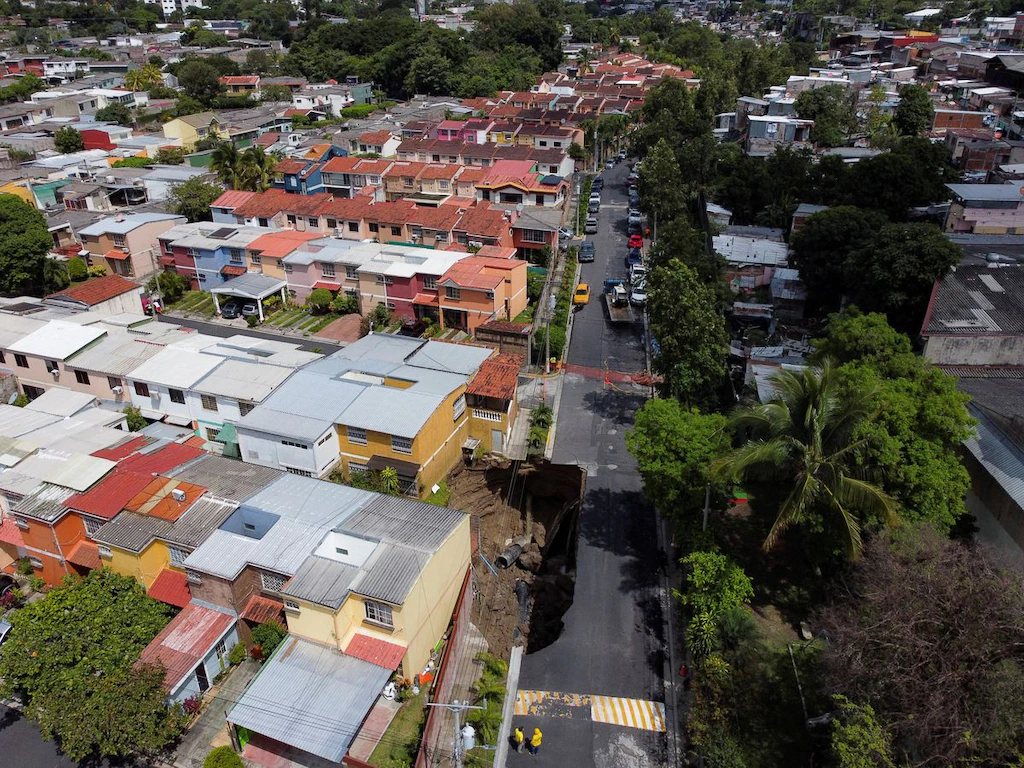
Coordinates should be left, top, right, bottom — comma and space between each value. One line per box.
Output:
511, 161, 676, 768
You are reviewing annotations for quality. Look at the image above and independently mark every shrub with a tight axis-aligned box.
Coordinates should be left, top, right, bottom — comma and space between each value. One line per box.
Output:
679, 551, 753, 620
227, 642, 246, 666
0, 590, 20, 611
341, 103, 377, 119
147, 271, 190, 303
17, 557, 34, 576
66, 258, 88, 282
183, 696, 202, 716
87, 265, 107, 278
204, 746, 243, 768
307, 287, 332, 314
124, 405, 147, 431
12, 394, 28, 408
251, 621, 286, 658
370, 302, 391, 329
331, 295, 358, 314
262, 295, 281, 313
28, 575, 45, 593
245, 315, 259, 327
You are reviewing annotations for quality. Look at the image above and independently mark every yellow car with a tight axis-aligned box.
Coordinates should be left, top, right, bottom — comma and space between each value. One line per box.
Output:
573, 283, 591, 306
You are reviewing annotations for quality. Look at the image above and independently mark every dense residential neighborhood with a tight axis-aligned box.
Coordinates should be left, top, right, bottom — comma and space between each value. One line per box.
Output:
2, 0, 1024, 767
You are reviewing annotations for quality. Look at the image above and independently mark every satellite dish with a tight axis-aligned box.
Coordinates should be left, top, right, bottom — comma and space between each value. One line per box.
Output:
6, 393, 16, 405
516, 203, 524, 213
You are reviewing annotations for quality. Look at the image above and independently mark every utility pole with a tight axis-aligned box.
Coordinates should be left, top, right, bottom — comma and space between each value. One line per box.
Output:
426, 699, 485, 768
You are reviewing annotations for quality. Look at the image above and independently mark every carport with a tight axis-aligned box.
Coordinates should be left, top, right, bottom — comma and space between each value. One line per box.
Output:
209, 273, 287, 322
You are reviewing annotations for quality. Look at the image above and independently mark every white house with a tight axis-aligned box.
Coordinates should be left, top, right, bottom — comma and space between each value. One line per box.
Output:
125, 346, 223, 427
187, 359, 294, 442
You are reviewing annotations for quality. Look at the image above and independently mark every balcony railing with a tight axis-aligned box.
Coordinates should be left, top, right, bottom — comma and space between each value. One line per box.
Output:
472, 409, 503, 423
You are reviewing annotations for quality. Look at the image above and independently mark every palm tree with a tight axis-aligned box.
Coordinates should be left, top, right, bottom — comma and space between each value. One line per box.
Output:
716, 360, 897, 561
209, 142, 242, 189
238, 146, 277, 192
124, 68, 145, 92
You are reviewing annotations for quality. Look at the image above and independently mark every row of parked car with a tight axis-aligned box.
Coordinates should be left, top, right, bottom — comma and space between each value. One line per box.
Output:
220, 298, 260, 320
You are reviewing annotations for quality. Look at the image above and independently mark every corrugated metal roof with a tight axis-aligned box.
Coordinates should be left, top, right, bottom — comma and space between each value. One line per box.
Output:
127, 347, 223, 389
148, 568, 191, 608
964, 406, 1024, 506
280, 555, 358, 609
67, 332, 179, 377
235, 372, 363, 441
343, 495, 465, 552
340, 386, 443, 439
14, 451, 115, 492
93, 510, 173, 552
8, 320, 106, 361
182, 530, 260, 579
165, 454, 281, 503
350, 545, 426, 604
13, 482, 74, 522
159, 497, 237, 549
406, 340, 492, 375
139, 602, 236, 692
191, 359, 293, 402
227, 636, 392, 763
344, 633, 406, 670
25, 388, 97, 417
66, 471, 156, 520
0, 406, 60, 437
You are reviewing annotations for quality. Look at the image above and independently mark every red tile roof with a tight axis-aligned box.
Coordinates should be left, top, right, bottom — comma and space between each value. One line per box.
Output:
255, 132, 280, 148
148, 568, 191, 608
65, 471, 157, 520
413, 292, 439, 306
0, 518, 25, 548
466, 353, 521, 400
344, 633, 406, 670
478, 319, 531, 335
92, 435, 153, 461
359, 130, 394, 146
46, 274, 140, 306
247, 230, 321, 258
240, 594, 284, 625
118, 443, 202, 475
66, 539, 100, 570
103, 249, 130, 261
221, 265, 247, 277
139, 603, 235, 690
211, 190, 257, 210
220, 76, 259, 86
313, 281, 341, 291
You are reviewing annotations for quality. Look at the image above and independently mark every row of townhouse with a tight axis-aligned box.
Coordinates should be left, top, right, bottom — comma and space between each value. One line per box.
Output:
205, 188, 560, 261
0, 391, 472, 768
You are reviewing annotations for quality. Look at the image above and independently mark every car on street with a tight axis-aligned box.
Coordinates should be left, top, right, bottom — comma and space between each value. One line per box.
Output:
578, 242, 595, 262
628, 191, 640, 207
589, 191, 601, 203
625, 251, 643, 268
241, 301, 259, 317
398, 318, 428, 337
605, 159, 615, 169
558, 227, 574, 240
573, 283, 591, 306
630, 285, 647, 306
630, 264, 647, 284
618, 150, 628, 161
585, 217, 598, 233
628, 220, 642, 235
627, 173, 638, 186
588, 201, 600, 214
220, 300, 242, 319
591, 177, 603, 190
628, 210, 642, 224
628, 234, 643, 250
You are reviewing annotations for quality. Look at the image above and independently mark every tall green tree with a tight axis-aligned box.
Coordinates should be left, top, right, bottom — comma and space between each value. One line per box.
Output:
717, 361, 898, 561
626, 400, 729, 531
647, 259, 728, 409
0, 570, 181, 761
238, 146, 276, 192
829, 696, 896, 768
637, 138, 687, 233
177, 59, 222, 104
168, 177, 225, 222
0, 195, 52, 295
53, 126, 84, 154
795, 84, 857, 148
210, 141, 242, 188
893, 83, 934, 136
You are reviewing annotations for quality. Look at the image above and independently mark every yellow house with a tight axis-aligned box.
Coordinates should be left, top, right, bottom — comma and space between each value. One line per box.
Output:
162, 112, 229, 152
465, 352, 522, 454
0, 178, 34, 205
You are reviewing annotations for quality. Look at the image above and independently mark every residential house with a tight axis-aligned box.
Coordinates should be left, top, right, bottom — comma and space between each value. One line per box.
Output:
745, 115, 814, 157
921, 263, 1024, 365
933, 108, 989, 135
188, 360, 295, 443
451, 204, 516, 251
320, 156, 393, 199
141, 165, 211, 202
280, 238, 361, 302
44, 274, 144, 316
126, 346, 224, 427
78, 212, 187, 279
352, 130, 400, 157
77, 122, 134, 151
464, 352, 521, 454
245, 230, 323, 282
220, 75, 260, 99
713, 231, 789, 290
6, 321, 108, 401
435, 256, 528, 332
157, 223, 269, 290
235, 334, 494, 494
944, 183, 1024, 234
162, 112, 229, 151
219, 483, 469, 767
354, 243, 468, 322
475, 160, 568, 208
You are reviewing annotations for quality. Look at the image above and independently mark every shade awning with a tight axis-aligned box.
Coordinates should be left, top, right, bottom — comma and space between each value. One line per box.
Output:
0, 519, 25, 548
412, 292, 439, 306
104, 249, 130, 261
163, 414, 193, 427
221, 265, 247, 277
240, 594, 284, 625
313, 281, 342, 291
367, 455, 420, 476
66, 539, 101, 570
147, 568, 191, 608
214, 422, 237, 444
210, 272, 287, 300
159, 255, 176, 266
140, 408, 164, 420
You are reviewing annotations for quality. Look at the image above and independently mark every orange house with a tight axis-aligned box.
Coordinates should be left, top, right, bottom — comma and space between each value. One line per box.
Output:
436, 256, 528, 332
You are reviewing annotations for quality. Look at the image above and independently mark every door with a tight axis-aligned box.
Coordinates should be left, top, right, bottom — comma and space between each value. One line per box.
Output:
492, 429, 503, 453
195, 662, 210, 693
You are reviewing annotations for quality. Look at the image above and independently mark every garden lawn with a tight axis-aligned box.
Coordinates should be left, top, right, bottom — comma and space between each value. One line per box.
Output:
367, 690, 428, 768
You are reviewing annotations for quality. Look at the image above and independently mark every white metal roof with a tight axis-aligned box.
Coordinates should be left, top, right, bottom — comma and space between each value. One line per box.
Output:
713, 234, 789, 266
77, 212, 183, 236
13, 449, 114, 492
7, 320, 106, 361
191, 359, 294, 402
127, 346, 224, 389
24, 388, 98, 418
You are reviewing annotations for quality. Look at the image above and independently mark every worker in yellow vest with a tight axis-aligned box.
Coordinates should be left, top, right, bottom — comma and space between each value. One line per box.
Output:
528, 727, 543, 756
512, 726, 525, 753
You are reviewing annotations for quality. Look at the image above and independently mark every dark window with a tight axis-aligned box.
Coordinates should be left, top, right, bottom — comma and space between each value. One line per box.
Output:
45, 360, 59, 373
348, 221, 359, 232
390, 226, 401, 236
14, 354, 28, 368
169, 389, 185, 404
74, 370, 90, 385
0, 351, 5, 364
134, 381, 149, 397
107, 376, 121, 390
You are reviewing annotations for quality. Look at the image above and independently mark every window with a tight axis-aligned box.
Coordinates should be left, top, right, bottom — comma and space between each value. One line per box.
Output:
261, 570, 288, 593
134, 381, 150, 397
368, 223, 379, 233
284, 264, 293, 274
243, 522, 256, 532
453, 394, 466, 420
107, 376, 121, 390
250, 254, 261, 265
286, 467, 313, 477
258, 217, 269, 227
376, 274, 393, 285
423, 276, 437, 290
169, 546, 189, 564
281, 439, 308, 449
321, 263, 335, 277
74, 369, 90, 385
14, 517, 28, 530
29, 557, 43, 569
523, 228, 547, 244
238, 401, 254, 416
83, 517, 102, 536
200, 394, 218, 412
229, 248, 243, 264
308, 217, 319, 227
347, 426, 367, 445
286, 214, 297, 225
445, 286, 461, 301
112, 234, 126, 247
215, 639, 227, 658
390, 226, 401, 236
169, 388, 186, 405
348, 221, 359, 232
432, 154, 441, 162
14, 354, 27, 368
436, 232, 448, 243
326, 217, 337, 229
186, 570, 202, 584
284, 599, 300, 612
335, 546, 349, 556
97, 546, 111, 559
364, 600, 394, 628
345, 266, 358, 279
0, 351, 4, 364
348, 460, 368, 474
392, 436, 413, 454
439, 180, 449, 191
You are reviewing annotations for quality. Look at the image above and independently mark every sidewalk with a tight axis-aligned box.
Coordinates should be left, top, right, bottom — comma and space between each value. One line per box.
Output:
173, 659, 259, 768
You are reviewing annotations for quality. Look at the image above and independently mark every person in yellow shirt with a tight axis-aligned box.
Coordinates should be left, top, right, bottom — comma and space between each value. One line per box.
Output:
512, 726, 525, 753
528, 727, 542, 756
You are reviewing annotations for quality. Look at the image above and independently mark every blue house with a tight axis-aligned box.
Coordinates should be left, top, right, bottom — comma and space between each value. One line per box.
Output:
273, 145, 348, 196
161, 223, 270, 289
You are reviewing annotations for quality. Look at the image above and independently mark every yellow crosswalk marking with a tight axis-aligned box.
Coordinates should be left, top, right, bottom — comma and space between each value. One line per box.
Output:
514, 690, 666, 733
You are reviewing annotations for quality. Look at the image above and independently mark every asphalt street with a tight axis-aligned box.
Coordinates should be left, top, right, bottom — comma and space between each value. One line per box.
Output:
512, 162, 670, 768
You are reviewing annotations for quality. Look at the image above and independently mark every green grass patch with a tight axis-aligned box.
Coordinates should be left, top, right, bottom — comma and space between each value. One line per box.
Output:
308, 314, 343, 333
513, 305, 535, 323
268, 308, 303, 326
367, 690, 428, 768
296, 315, 320, 330
424, 480, 450, 507
172, 291, 206, 310
280, 312, 310, 328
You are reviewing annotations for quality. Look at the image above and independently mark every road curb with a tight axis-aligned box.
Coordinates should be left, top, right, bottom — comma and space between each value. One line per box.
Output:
495, 645, 524, 767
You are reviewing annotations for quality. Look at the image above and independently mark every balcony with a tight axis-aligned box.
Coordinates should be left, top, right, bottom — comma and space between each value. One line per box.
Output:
472, 409, 503, 423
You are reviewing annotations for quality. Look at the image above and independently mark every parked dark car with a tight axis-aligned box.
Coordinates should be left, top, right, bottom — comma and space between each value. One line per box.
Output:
578, 242, 595, 262
625, 251, 643, 268
628, 220, 642, 235
592, 177, 603, 191
399, 318, 429, 337
220, 300, 242, 319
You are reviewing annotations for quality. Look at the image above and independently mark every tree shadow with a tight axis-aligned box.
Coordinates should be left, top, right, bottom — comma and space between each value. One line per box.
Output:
579, 389, 646, 427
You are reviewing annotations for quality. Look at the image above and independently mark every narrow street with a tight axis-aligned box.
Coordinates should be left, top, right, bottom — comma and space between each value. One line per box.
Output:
510, 162, 674, 767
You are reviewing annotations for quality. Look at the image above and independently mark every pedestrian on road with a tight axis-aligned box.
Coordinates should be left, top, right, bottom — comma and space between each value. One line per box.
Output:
528, 727, 542, 756
512, 726, 525, 753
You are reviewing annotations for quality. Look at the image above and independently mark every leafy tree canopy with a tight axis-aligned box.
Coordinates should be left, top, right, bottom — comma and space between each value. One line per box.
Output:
168, 177, 226, 223
893, 83, 934, 136
95, 102, 132, 126
176, 59, 223, 105
53, 126, 84, 154
0, 194, 53, 295
795, 83, 857, 147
